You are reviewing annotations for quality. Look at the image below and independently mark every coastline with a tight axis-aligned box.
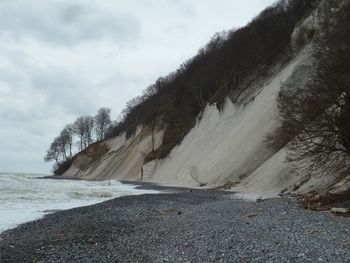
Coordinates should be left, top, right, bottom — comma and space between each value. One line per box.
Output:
33, 175, 84, 180
35, 175, 218, 193
1, 188, 350, 262
0, 175, 162, 237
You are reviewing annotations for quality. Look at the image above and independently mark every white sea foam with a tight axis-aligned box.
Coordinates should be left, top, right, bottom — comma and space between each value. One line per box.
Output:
0, 173, 158, 234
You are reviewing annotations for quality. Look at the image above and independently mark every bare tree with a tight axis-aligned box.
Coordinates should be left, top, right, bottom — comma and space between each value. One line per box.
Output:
189, 84, 205, 108
44, 134, 70, 164
44, 140, 60, 165
73, 116, 86, 151
60, 124, 74, 158
57, 135, 68, 161
73, 115, 94, 151
94, 107, 112, 141
271, 1, 350, 175
84, 116, 94, 147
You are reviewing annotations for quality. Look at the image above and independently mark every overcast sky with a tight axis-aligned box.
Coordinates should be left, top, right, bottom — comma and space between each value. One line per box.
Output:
0, 0, 275, 174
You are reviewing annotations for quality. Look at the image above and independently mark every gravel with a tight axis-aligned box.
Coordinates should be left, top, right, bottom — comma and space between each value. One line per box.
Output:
1, 188, 350, 263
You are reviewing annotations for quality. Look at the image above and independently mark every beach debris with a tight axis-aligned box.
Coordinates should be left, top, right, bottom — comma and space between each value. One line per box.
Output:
152, 209, 164, 215
306, 204, 329, 211
42, 209, 63, 213
152, 209, 183, 215
247, 213, 258, 218
221, 181, 240, 190
330, 207, 350, 214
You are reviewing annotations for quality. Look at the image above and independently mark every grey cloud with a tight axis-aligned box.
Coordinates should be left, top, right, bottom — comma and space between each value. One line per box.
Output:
0, 1, 140, 46
169, 0, 195, 16
60, 4, 87, 24
30, 67, 145, 117
165, 24, 189, 36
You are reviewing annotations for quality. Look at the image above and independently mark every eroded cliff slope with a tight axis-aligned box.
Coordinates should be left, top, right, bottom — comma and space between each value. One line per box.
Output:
64, 0, 350, 199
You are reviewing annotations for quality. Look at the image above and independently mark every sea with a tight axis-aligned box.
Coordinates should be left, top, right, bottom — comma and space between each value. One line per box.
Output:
0, 173, 158, 234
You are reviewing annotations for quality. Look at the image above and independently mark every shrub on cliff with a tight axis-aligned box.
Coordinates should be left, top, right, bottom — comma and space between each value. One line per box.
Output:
272, 1, 350, 175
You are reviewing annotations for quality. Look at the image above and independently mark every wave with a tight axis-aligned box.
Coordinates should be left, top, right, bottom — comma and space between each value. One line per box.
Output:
0, 173, 158, 234
67, 191, 113, 199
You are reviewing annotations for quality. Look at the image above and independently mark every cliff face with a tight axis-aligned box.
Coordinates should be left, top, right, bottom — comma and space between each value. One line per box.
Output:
64, 0, 349, 199
64, 126, 164, 180
64, 51, 313, 196
143, 53, 309, 186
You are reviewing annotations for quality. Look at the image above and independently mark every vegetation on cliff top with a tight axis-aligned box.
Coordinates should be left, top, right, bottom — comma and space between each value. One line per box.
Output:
44, 107, 112, 173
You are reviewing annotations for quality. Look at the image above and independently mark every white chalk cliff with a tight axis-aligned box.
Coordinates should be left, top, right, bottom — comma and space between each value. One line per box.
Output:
64, 0, 346, 198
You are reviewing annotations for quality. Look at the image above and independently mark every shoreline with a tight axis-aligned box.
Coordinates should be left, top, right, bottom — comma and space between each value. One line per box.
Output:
1, 175, 172, 237
1, 189, 350, 262
34, 175, 223, 193
33, 175, 84, 180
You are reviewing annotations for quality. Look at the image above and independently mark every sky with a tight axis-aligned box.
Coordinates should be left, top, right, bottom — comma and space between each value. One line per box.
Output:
0, 0, 275, 174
